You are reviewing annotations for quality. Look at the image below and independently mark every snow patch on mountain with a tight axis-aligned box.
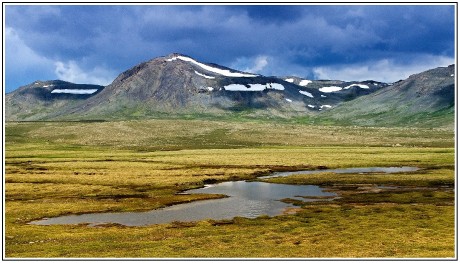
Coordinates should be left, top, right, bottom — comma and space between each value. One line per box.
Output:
285, 98, 292, 102
319, 86, 342, 93
194, 71, 215, 79
284, 78, 294, 83
199, 86, 214, 91
224, 84, 262, 91
269, 83, 285, 90
319, 84, 369, 93
299, 90, 314, 98
307, 105, 315, 108
343, 84, 369, 89
166, 55, 257, 77
299, 80, 312, 86
51, 89, 98, 94
223, 83, 284, 91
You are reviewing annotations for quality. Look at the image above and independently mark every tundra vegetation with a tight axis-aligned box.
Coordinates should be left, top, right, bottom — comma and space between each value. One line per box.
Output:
4, 119, 455, 258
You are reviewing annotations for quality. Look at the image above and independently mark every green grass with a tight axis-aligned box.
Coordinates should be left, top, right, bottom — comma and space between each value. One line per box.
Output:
263, 168, 454, 187
5, 119, 454, 149
316, 105, 455, 128
4, 119, 455, 258
5, 204, 454, 258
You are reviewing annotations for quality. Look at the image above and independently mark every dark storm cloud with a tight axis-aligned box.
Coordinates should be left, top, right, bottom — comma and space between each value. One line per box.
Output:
5, 4, 455, 92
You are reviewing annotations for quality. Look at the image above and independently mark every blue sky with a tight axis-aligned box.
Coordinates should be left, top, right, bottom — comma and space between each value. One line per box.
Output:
5, 4, 455, 92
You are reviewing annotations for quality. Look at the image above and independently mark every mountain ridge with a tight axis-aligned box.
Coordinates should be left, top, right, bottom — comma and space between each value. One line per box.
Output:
318, 64, 455, 128
5, 53, 455, 127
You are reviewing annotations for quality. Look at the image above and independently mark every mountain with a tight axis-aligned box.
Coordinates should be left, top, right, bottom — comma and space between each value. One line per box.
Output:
280, 77, 388, 109
5, 53, 386, 121
317, 64, 455, 128
51, 53, 320, 119
5, 80, 104, 121
4, 53, 455, 127
41, 53, 387, 120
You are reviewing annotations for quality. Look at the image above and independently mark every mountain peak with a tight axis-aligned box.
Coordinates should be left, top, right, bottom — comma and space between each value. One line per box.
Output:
165, 52, 191, 59
5, 55, 454, 128
163, 54, 258, 78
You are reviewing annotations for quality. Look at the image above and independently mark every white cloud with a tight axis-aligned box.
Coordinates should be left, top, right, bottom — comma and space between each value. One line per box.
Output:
244, 56, 269, 73
313, 55, 454, 83
5, 27, 57, 91
5, 6, 454, 92
6, 27, 54, 71
6, 26, 115, 91
54, 61, 115, 86
232, 55, 308, 77
225, 55, 269, 75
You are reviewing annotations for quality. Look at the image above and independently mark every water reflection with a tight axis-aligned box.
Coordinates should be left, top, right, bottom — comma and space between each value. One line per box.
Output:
30, 166, 418, 226
31, 181, 334, 226
261, 166, 419, 179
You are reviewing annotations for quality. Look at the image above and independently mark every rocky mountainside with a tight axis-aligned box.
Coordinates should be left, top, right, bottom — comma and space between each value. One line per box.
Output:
5, 53, 455, 127
281, 76, 388, 108
53, 53, 315, 118
41, 53, 385, 120
5, 80, 104, 121
319, 64, 455, 127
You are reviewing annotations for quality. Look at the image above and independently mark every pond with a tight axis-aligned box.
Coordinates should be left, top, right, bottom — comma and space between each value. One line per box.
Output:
30, 166, 418, 226
261, 166, 420, 179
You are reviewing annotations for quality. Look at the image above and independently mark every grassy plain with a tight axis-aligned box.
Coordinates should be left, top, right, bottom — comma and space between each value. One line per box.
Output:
4, 119, 456, 258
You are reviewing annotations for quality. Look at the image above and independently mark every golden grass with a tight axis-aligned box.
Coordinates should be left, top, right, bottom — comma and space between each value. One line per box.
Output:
6, 119, 454, 148
4, 120, 456, 258
5, 204, 454, 258
263, 168, 455, 187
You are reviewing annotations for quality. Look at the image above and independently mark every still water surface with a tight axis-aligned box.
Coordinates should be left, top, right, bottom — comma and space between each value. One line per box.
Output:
263, 166, 419, 178
31, 182, 334, 226
30, 166, 418, 226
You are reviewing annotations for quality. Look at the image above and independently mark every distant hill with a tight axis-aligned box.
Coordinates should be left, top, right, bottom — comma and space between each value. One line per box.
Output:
5, 80, 104, 121
5, 53, 455, 127
317, 65, 455, 128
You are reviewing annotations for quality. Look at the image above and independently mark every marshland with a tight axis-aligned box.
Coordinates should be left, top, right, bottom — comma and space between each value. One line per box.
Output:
4, 119, 455, 258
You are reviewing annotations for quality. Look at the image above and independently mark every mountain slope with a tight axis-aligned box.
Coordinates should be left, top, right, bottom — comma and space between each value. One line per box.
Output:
38, 53, 382, 120
317, 64, 455, 128
280, 77, 388, 110
57, 53, 308, 118
5, 80, 104, 121
4, 54, 454, 127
